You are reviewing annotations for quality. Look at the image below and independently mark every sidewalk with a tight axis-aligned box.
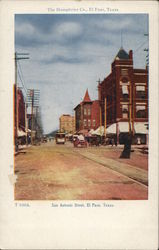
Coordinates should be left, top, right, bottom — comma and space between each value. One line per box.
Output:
14, 144, 31, 156
78, 151, 148, 186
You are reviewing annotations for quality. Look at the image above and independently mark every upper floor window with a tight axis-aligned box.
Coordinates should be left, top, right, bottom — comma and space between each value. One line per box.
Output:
136, 85, 146, 99
88, 119, 91, 127
121, 69, 128, 76
87, 108, 91, 116
122, 85, 129, 99
136, 105, 146, 118
84, 108, 87, 115
122, 104, 129, 118
93, 119, 96, 127
84, 119, 87, 127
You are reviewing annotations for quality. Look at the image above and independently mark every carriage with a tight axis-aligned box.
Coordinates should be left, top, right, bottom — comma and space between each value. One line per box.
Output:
73, 134, 87, 148
55, 132, 66, 144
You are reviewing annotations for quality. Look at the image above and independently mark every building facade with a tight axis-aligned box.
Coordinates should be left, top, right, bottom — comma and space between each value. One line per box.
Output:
98, 48, 148, 130
14, 85, 26, 135
18, 88, 26, 131
74, 89, 100, 132
59, 114, 75, 133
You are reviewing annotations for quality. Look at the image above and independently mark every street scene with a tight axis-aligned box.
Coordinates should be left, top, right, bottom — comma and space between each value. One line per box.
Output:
15, 140, 148, 200
14, 14, 149, 200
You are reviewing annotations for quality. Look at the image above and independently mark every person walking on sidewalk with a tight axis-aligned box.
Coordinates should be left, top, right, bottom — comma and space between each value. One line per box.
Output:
120, 133, 132, 159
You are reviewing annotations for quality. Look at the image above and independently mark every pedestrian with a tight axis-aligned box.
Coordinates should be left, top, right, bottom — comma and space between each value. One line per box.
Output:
120, 133, 132, 159
137, 137, 141, 145
111, 138, 115, 147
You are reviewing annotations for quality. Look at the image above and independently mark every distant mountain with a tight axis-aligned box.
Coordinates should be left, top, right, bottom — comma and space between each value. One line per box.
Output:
45, 129, 58, 137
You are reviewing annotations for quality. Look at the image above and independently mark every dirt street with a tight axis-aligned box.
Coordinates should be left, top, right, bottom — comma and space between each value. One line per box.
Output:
14, 141, 148, 200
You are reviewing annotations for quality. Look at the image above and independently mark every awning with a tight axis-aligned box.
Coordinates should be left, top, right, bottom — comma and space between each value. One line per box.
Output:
134, 122, 148, 134
107, 122, 129, 134
119, 122, 129, 132
89, 129, 95, 135
106, 123, 116, 134
106, 122, 148, 134
17, 129, 27, 137
92, 126, 104, 136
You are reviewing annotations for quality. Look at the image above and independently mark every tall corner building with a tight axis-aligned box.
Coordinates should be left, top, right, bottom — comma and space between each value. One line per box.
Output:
98, 47, 148, 130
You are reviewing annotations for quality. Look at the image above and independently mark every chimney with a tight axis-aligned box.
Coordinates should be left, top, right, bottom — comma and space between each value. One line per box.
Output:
129, 50, 133, 60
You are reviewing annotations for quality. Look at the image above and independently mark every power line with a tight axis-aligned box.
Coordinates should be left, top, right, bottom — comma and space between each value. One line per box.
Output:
134, 40, 148, 53
17, 69, 27, 95
17, 60, 28, 91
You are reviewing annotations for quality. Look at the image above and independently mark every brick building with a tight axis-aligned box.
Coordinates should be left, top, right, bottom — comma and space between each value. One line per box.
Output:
18, 88, 26, 131
14, 85, 26, 136
59, 114, 75, 133
74, 89, 100, 132
98, 47, 148, 133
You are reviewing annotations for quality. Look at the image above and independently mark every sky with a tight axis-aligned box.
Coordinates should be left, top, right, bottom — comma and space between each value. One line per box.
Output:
15, 14, 148, 134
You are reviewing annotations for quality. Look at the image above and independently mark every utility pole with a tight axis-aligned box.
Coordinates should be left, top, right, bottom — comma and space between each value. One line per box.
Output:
129, 83, 132, 134
14, 52, 29, 150
25, 101, 28, 145
27, 89, 40, 145
100, 104, 102, 135
116, 121, 119, 145
31, 89, 34, 145
144, 16, 149, 67
97, 78, 101, 101
97, 78, 102, 136
104, 97, 107, 137
132, 83, 135, 135
15, 53, 18, 142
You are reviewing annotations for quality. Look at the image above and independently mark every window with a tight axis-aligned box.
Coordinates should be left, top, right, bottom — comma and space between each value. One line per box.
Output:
122, 85, 129, 99
123, 113, 128, 118
122, 104, 129, 118
88, 108, 91, 116
88, 119, 91, 127
136, 105, 146, 118
136, 85, 146, 99
93, 119, 96, 127
136, 86, 145, 91
121, 69, 128, 76
84, 108, 87, 115
84, 119, 87, 127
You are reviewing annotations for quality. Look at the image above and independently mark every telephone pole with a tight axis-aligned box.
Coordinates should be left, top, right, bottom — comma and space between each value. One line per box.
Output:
14, 52, 29, 150
144, 16, 149, 67
104, 97, 107, 137
129, 83, 132, 133
27, 89, 40, 145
